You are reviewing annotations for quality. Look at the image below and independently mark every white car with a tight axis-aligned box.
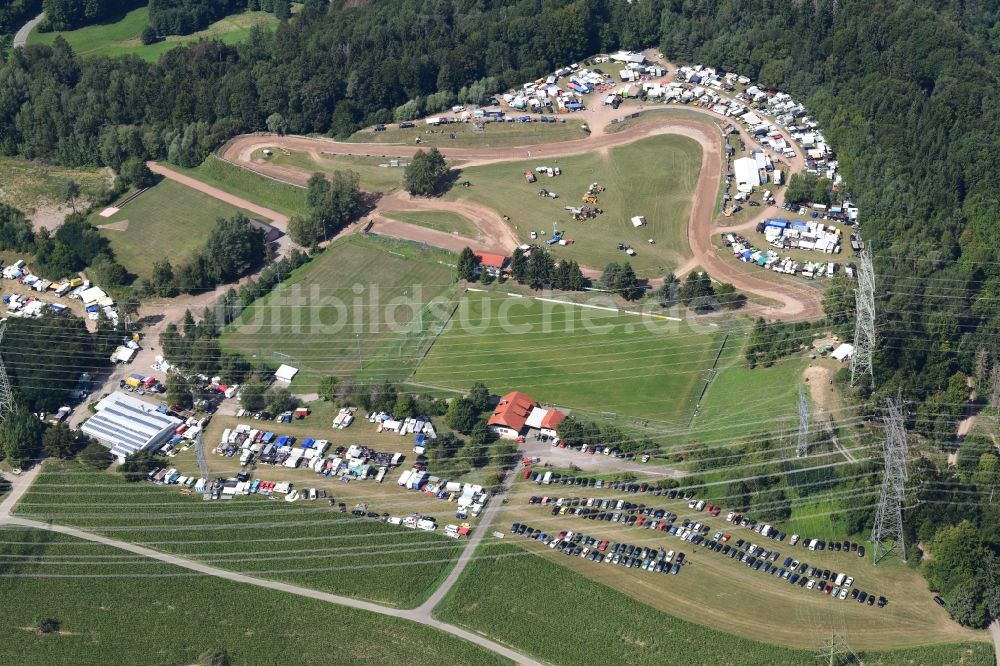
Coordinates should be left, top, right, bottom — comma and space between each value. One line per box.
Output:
806, 580, 816, 590
839, 588, 849, 600
790, 534, 800, 546
844, 576, 854, 588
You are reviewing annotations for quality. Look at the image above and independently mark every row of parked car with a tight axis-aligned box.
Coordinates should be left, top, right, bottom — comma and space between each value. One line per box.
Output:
511, 522, 686, 575
531, 493, 887, 608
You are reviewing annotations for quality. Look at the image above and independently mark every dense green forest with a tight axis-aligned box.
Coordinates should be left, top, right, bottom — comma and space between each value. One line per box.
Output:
148, 0, 289, 38
3, 0, 1000, 629
0, 0, 41, 39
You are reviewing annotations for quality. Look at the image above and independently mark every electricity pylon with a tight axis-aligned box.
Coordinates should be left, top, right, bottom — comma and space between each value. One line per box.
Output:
851, 248, 875, 388
0, 321, 14, 421
871, 395, 908, 565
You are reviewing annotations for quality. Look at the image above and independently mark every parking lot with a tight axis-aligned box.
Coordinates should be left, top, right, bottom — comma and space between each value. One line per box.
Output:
494, 470, 964, 650
162, 405, 485, 522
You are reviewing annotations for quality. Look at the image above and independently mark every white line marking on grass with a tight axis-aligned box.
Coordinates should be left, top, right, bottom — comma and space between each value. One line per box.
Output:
534, 297, 618, 313
623, 310, 682, 321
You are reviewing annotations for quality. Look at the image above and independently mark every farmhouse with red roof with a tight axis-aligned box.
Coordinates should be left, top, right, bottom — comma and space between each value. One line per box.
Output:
488, 390, 567, 440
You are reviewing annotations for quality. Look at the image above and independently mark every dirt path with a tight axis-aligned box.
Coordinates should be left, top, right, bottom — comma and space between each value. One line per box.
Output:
415, 465, 519, 613
67, 284, 238, 430
147, 161, 289, 225
990, 620, 1000, 666
2, 517, 539, 665
12, 12, 43, 48
0, 463, 539, 665
219, 104, 821, 320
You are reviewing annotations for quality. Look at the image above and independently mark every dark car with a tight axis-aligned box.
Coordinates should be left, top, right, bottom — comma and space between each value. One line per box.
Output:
866, 595, 875, 606
877, 596, 887, 608
933, 595, 945, 607
858, 545, 866, 558
858, 591, 868, 604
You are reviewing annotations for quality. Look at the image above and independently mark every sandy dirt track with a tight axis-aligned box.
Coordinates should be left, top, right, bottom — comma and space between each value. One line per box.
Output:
219, 106, 821, 320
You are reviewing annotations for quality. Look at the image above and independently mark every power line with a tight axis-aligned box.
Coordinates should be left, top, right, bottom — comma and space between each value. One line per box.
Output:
851, 248, 875, 388
0, 321, 15, 421
797, 384, 810, 458
815, 630, 863, 666
870, 394, 907, 565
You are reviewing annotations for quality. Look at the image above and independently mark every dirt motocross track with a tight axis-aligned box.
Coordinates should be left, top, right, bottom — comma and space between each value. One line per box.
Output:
218, 104, 822, 321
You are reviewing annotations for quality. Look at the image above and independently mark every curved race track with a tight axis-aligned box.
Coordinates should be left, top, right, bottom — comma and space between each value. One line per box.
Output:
218, 106, 822, 320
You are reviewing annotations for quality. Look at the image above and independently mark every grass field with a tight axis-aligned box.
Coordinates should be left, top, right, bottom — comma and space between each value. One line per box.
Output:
384, 210, 480, 239
0, 157, 111, 218
15, 462, 464, 608
436, 539, 990, 660
220, 235, 458, 388
27, 6, 285, 61
348, 120, 586, 149
255, 148, 406, 194
174, 155, 309, 219
687, 333, 812, 442
88, 178, 258, 280
412, 292, 725, 422
447, 134, 702, 276
0, 527, 508, 666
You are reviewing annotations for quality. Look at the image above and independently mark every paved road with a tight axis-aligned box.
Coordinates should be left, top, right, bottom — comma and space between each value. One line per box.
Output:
416, 465, 519, 613
0, 464, 43, 517
0, 462, 539, 664
12, 12, 43, 48
520, 438, 684, 478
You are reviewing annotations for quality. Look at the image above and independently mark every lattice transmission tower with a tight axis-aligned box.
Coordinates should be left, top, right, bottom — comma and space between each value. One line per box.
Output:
871, 395, 908, 565
815, 631, 863, 666
851, 248, 876, 388
797, 384, 810, 457
0, 321, 15, 421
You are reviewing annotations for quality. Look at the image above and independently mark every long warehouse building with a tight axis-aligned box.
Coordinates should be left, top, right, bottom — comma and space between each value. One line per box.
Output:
81, 391, 181, 461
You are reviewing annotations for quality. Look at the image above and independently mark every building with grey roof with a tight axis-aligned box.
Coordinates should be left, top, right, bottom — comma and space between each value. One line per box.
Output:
81, 391, 181, 461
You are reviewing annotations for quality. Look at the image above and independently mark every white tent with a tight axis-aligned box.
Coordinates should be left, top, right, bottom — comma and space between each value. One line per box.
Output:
831, 343, 855, 362
274, 364, 299, 383
78, 286, 107, 304
111, 346, 137, 364
631, 216, 646, 227
734, 157, 760, 193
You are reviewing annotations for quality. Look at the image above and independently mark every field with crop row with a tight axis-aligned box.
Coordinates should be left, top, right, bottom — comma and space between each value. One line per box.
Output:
16, 462, 463, 608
